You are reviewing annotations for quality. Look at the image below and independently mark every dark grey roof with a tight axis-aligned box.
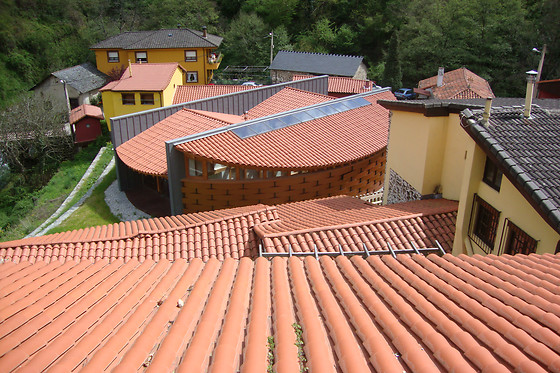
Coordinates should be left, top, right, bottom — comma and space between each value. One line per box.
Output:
51, 62, 108, 94
269, 51, 363, 77
461, 105, 560, 234
91, 29, 222, 50
378, 97, 560, 116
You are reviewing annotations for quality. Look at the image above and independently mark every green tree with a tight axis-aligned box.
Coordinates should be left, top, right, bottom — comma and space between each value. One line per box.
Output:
382, 32, 402, 89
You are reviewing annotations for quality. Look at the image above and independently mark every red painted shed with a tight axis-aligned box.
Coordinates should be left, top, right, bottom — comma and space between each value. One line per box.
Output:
69, 104, 103, 144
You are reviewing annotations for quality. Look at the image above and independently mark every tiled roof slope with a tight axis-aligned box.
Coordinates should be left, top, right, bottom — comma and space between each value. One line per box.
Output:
2, 252, 560, 372
270, 50, 364, 77
69, 104, 103, 124
0, 197, 457, 264
258, 196, 457, 253
172, 85, 255, 105
245, 87, 333, 119
176, 90, 395, 169
461, 105, 560, 234
91, 28, 222, 49
418, 67, 495, 99
100, 63, 184, 92
0, 205, 278, 263
116, 109, 242, 176
50, 62, 108, 93
293, 74, 375, 94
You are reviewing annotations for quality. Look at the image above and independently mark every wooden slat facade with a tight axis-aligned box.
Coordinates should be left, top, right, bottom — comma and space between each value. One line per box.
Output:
180, 150, 386, 213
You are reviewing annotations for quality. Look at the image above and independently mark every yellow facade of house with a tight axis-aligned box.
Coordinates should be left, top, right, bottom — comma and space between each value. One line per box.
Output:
383, 108, 559, 256
102, 67, 185, 131
94, 48, 221, 84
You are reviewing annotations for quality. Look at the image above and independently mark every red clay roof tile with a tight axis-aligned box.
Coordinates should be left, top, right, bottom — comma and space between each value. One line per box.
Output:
172, 85, 256, 105
418, 67, 495, 99
3, 253, 559, 371
293, 74, 376, 94
100, 63, 185, 92
69, 104, 103, 124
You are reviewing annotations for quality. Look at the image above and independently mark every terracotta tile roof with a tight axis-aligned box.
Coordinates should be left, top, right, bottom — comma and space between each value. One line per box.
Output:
293, 74, 376, 94
1, 252, 559, 372
90, 28, 222, 49
99, 63, 185, 92
257, 196, 458, 254
0, 197, 457, 264
172, 85, 256, 104
176, 90, 395, 169
418, 67, 495, 99
461, 105, 560, 234
116, 109, 242, 176
69, 104, 103, 124
245, 87, 333, 119
0, 205, 278, 263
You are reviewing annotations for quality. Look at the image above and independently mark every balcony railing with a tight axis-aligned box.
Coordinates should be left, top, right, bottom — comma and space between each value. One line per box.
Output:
207, 53, 223, 67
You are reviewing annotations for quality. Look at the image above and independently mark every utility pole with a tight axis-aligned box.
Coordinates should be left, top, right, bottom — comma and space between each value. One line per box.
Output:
533, 44, 547, 98
269, 31, 274, 65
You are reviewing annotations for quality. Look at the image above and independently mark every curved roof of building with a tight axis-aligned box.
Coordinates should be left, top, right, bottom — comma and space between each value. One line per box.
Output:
172, 84, 256, 105
175, 90, 393, 169
1, 252, 559, 372
418, 67, 495, 99
116, 88, 341, 175
0, 197, 457, 264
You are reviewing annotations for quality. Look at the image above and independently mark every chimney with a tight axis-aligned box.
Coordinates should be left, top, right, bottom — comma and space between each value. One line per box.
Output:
202, 26, 207, 38
437, 67, 444, 87
524, 70, 538, 118
482, 97, 492, 127
128, 59, 132, 77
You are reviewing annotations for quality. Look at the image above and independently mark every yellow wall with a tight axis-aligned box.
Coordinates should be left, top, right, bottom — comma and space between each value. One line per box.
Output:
94, 48, 220, 83
384, 108, 560, 256
102, 67, 185, 131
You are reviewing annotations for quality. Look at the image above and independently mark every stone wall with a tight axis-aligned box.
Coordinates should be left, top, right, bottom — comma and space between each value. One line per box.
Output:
386, 169, 421, 205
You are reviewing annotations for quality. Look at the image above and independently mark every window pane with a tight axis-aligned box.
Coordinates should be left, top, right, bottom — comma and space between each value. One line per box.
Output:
121, 93, 135, 105
135, 51, 148, 63
185, 50, 197, 61
245, 169, 260, 179
140, 93, 154, 105
107, 51, 119, 62
482, 156, 502, 191
208, 163, 235, 180
187, 72, 198, 83
189, 158, 203, 177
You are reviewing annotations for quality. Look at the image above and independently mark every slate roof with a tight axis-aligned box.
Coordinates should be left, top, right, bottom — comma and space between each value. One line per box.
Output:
99, 63, 185, 92
49, 62, 108, 94
461, 105, 560, 234
293, 74, 376, 94
270, 50, 364, 77
418, 67, 495, 99
1, 251, 559, 372
69, 104, 103, 125
172, 85, 256, 105
0, 197, 457, 264
90, 28, 222, 50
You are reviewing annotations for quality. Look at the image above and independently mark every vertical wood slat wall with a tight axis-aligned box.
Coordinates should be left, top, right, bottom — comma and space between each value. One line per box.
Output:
181, 151, 386, 213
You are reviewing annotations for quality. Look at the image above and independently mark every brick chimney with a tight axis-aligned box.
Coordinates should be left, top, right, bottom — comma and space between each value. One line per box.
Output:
437, 67, 445, 87
524, 70, 538, 118
202, 26, 207, 38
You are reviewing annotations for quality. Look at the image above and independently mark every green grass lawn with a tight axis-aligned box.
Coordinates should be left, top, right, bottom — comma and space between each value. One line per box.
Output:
47, 168, 120, 234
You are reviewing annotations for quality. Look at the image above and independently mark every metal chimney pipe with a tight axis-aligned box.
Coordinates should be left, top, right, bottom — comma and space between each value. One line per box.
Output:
482, 97, 492, 127
202, 26, 207, 38
524, 70, 538, 118
437, 67, 444, 87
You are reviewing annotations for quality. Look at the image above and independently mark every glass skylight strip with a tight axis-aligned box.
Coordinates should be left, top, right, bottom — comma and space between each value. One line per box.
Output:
231, 97, 370, 139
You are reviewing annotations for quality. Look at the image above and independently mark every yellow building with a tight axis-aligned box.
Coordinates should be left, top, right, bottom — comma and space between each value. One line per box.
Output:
91, 28, 222, 84
379, 92, 560, 256
100, 63, 186, 131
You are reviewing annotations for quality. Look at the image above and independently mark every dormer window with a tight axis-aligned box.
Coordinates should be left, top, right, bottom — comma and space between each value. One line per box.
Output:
135, 51, 148, 63
107, 51, 119, 63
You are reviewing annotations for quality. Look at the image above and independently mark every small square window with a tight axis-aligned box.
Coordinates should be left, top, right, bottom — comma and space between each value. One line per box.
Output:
135, 51, 148, 63
187, 71, 198, 83
121, 93, 135, 105
185, 50, 197, 61
482, 156, 502, 191
140, 93, 154, 105
107, 51, 119, 63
